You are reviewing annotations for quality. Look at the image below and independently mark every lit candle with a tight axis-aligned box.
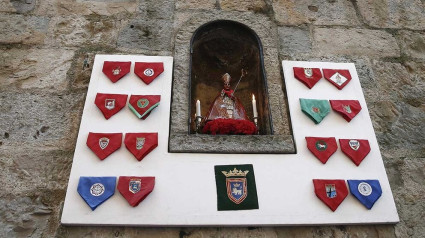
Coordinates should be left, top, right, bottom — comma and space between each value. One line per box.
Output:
196, 100, 201, 118
252, 94, 258, 118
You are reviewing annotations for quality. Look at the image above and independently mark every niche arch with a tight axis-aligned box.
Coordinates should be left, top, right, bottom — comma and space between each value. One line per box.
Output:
189, 20, 273, 135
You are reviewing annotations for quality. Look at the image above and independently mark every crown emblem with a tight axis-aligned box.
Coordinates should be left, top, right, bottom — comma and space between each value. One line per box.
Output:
222, 168, 249, 177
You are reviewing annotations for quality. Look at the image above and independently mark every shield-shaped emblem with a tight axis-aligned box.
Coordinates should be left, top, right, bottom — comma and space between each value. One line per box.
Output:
99, 137, 109, 150
226, 178, 248, 204
105, 99, 115, 110
304, 68, 313, 78
129, 179, 141, 194
349, 140, 360, 151
136, 137, 145, 150
343, 105, 352, 113
325, 184, 337, 198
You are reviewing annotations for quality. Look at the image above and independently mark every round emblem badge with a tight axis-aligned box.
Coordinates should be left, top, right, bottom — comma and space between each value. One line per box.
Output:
315, 140, 327, 151
137, 98, 149, 108
144, 68, 154, 77
358, 182, 372, 196
90, 183, 105, 196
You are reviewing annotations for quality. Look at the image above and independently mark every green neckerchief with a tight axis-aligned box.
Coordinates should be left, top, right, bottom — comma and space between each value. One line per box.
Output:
300, 98, 330, 124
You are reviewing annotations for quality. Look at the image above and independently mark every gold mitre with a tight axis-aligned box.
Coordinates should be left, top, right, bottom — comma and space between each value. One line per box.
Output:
222, 168, 249, 177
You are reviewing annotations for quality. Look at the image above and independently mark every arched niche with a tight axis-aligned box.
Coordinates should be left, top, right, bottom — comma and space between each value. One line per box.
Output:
189, 20, 273, 135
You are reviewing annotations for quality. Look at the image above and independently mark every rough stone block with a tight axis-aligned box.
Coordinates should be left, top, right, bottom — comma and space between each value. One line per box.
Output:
272, 0, 359, 26
0, 0, 17, 13
0, 196, 53, 237
0, 14, 49, 45
176, 0, 216, 10
138, 0, 175, 20
370, 61, 425, 157
313, 28, 400, 58
220, 0, 267, 12
117, 18, 173, 52
0, 92, 85, 151
48, 16, 121, 47
399, 31, 425, 59
278, 26, 311, 57
0, 48, 74, 90
357, 0, 425, 30
34, 0, 138, 16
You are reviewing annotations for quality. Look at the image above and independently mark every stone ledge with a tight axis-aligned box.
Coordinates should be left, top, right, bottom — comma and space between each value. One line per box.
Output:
168, 134, 296, 154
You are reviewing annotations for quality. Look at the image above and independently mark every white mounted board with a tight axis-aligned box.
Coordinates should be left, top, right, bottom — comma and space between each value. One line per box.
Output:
61, 56, 399, 226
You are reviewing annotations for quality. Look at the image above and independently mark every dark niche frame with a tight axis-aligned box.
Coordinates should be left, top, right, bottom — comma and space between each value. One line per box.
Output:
169, 12, 295, 154
188, 20, 273, 135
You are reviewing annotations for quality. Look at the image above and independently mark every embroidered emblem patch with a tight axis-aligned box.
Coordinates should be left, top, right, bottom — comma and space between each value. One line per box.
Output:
349, 140, 360, 151
222, 168, 249, 204
315, 140, 327, 151
136, 137, 145, 150
90, 183, 105, 196
112, 66, 121, 75
330, 72, 347, 86
105, 99, 115, 110
304, 68, 313, 78
144, 68, 154, 77
312, 107, 320, 113
137, 99, 149, 108
129, 178, 141, 194
343, 105, 352, 113
325, 184, 337, 198
358, 182, 372, 196
99, 137, 109, 150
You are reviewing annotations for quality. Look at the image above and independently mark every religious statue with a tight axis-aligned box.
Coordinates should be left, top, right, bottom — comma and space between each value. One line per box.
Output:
205, 72, 249, 121
200, 70, 257, 135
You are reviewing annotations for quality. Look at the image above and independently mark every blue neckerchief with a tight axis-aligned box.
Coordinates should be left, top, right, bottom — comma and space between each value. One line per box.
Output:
347, 180, 382, 210
77, 176, 116, 211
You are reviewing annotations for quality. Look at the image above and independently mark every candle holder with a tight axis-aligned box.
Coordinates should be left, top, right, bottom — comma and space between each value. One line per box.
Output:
253, 116, 259, 135
195, 116, 202, 134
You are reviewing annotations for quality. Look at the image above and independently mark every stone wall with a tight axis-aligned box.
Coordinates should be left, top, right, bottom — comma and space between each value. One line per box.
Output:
0, 0, 424, 237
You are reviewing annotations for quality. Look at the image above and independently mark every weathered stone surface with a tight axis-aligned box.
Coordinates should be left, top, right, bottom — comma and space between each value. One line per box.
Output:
220, 0, 267, 12
138, 0, 175, 20
357, 0, 425, 30
398, 30, 425, 59
369, 61, 425, 158
0, 48, 74, 90
0, 149, 72, 196
0, 14, 49, 45
0, 196, 53, 237
176, 0, 216, 10
0, 92, 85, 151
313, 28, 400, 58
117, 18, 173, 52
0, 0, 17, 13
2, 0, 37, 13
272, 0, 359, 26
385, 158, 425, 237
34, 0, 138, 16
278, 26, 311, 57
48, 15, 124, 47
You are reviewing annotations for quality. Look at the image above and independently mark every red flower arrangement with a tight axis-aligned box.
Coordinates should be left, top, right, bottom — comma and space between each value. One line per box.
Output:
202, 118, 257, 135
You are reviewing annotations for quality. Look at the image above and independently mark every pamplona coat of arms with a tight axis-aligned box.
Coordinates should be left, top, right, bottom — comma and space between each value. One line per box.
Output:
222, 168, 249, 204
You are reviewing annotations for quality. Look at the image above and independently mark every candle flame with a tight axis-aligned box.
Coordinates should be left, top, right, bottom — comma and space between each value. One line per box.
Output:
252, 94, 255, 100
